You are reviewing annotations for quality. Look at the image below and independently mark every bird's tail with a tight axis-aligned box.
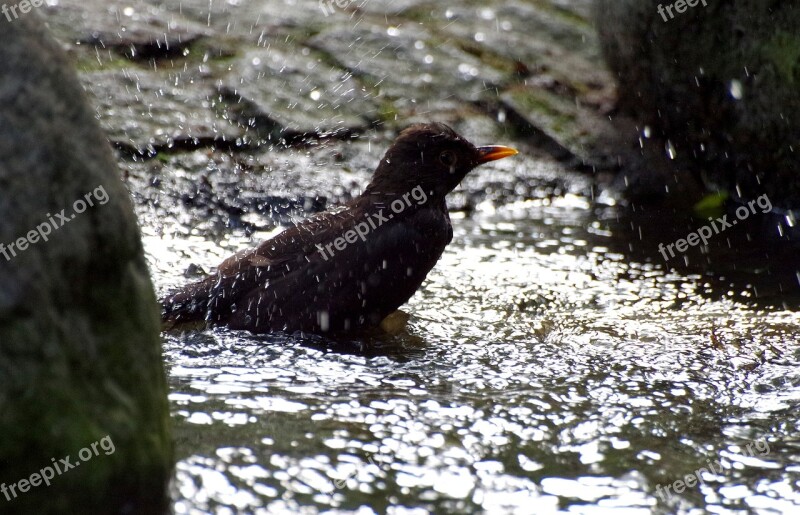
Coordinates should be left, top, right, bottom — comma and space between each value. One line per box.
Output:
160, 276, 217, 332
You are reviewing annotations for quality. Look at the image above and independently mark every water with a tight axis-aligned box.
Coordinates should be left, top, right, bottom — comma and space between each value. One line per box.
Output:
150, 181, 800, 514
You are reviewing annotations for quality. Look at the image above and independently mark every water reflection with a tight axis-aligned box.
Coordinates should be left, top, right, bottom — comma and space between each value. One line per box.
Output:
159, 192, 800, 513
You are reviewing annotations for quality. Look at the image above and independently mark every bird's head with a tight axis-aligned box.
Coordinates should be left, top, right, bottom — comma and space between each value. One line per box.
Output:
365, 122, 518, 200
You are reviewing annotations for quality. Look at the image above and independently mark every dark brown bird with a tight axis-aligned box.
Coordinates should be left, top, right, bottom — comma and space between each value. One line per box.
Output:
161, 122, 518, 334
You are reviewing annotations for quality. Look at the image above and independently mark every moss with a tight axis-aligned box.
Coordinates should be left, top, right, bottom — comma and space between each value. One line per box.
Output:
377, 99, 401, 123
693, 191, 729, 219
454, 39, 521, 77
508, 88, 577, 130
69, 48, 132, 72
0, 14, 172, 513
762, 31, 800, 84
536, 0, 593, 29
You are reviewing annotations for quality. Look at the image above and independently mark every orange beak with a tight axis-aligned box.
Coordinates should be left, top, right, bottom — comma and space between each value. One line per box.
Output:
476, 145, 519, 164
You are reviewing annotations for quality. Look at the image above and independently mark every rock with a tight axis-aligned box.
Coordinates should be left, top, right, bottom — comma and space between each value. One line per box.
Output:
428, 1, 605, 76
308, 24, 508, 104
142, 0, 328, 38
123, 141, 372, 239
406, 1, 617, 166
219, 45, 378, 141
356, 0, 429, 16
500, 83, 618, 166
0, 14, 171, 514
595, 0, 800, 209
42, 0, 212, 59
81, 68, 246, 155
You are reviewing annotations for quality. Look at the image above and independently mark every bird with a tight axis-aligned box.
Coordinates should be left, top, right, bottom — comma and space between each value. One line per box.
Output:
160, 122, 518, 334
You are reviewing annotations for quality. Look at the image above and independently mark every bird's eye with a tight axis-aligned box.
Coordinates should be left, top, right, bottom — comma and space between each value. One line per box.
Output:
439, 150, 456, 167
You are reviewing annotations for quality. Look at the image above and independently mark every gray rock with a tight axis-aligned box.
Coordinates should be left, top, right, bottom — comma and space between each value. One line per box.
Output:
595, 0, 800, 209
219, 45, 379, 140
500, 83, 618, 166
0, 13, 171, 513
384, 1, 616, 166
309, 24, 508, 104
124, 140, 374, 239
41, 0, 211, 59
143, 0, 333, 37
432, 1, 602, 62
81, 68, 245, 154
356, 0, 428, 16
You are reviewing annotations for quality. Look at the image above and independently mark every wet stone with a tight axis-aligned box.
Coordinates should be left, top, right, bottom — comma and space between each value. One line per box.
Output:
596, 0, 800, 208
41, 0, 211, 60
142, 0, 338, 38
500, 84, 617, 166
219, 46, 379, 141
122, 140, 376, 237
433, 0, 600, 59
549, 0, 594, 20
80, 68, 245, 154
355, 0, 431, 16
309, 24, 509, 104
426, 0, 612, 104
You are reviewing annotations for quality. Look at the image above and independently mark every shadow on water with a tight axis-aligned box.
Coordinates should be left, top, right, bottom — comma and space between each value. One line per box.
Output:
597, 200, 800, 309
173, 325, 431, 360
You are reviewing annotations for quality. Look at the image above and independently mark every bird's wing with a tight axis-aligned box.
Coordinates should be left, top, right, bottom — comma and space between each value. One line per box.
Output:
215, 205, 356, 276
209, 205, 451, 332
161, 206, 356, 328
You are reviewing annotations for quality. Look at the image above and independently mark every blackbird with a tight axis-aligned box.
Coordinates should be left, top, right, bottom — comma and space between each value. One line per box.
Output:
161, 122, 518, 334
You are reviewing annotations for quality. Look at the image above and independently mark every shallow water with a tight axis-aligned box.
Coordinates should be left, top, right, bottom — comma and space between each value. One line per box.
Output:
150, 176, 800, 514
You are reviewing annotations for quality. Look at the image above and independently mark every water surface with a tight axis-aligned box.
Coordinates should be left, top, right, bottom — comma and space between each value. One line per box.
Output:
149, 175, 800, 514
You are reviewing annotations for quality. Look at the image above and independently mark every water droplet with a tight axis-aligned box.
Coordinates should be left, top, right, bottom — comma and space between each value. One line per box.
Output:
729, 79, 743, 100
665, 140, 676, 160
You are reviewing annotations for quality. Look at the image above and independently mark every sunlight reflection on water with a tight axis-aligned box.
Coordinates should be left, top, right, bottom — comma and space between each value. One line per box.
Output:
155, 194, 800, 514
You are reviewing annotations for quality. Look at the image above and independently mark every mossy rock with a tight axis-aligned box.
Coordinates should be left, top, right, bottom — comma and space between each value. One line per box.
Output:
0, 14, 171, 514
595, 0, 800, 209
